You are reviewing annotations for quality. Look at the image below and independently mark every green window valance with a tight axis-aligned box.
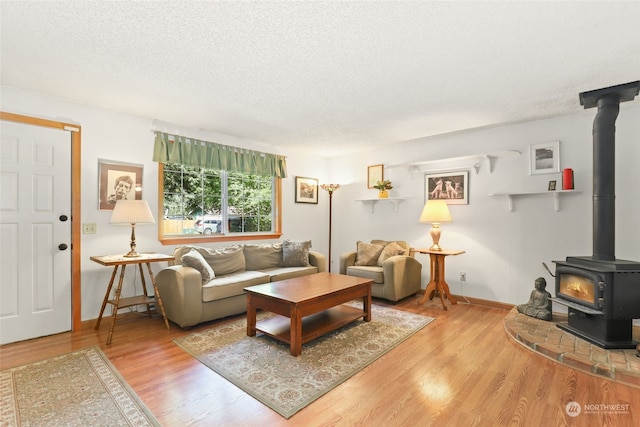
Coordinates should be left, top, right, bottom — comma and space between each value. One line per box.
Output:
152, 132, 287, 178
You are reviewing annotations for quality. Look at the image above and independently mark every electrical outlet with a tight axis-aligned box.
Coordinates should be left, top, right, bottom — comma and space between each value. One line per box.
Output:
459, 272, 466, 282
83, 223, 97, 234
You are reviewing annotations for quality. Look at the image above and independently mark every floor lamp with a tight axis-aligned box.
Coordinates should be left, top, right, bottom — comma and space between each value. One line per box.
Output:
320, 184, 340, 272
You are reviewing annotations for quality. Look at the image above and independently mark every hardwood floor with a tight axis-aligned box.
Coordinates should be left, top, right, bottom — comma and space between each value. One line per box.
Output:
2, 297, 638, 426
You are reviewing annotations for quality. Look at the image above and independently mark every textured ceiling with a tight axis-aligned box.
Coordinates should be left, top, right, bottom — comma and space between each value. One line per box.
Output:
1, 1, 639, 157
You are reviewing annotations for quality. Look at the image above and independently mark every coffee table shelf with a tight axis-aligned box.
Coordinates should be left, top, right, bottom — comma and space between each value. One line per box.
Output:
256, 305, 364, 345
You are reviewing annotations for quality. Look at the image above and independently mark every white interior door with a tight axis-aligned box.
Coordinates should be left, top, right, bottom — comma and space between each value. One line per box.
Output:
0, 120, 72, 344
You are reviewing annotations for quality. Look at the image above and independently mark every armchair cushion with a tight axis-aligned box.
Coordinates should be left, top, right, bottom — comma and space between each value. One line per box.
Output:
354, 241, 385, 266
377, 241, 407, 266
181, 249, 215, 284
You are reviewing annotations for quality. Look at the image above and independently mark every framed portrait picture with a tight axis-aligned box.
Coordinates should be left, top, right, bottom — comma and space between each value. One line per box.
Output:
98, 160, 143, 210
294, 176, 318, 204
425, 171, 469, 205
367, 164, 384, 188
548, 180, 557, 191
530, 141, 560, 175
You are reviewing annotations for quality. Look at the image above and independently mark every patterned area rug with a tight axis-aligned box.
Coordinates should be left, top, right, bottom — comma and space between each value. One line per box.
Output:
0, 346, 160, 426
174, 303, 434, 419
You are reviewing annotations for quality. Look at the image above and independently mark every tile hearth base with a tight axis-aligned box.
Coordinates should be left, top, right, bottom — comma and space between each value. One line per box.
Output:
504, 308, 640, 388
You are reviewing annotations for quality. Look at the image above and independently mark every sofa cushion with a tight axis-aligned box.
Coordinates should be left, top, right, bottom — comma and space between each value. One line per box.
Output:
281, 239, 312, 267
175, 245, 246, 276
202, 271, 270, 302
354, 241, 385, 266
181, 249, 215, 284
260, 266, 318, 282
244, 243, 283, 270
346, 265, 385, 284
377, 241, 408, 266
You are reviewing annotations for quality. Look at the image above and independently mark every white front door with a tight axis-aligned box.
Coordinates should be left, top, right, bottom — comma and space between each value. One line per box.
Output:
0, 120, 72, 344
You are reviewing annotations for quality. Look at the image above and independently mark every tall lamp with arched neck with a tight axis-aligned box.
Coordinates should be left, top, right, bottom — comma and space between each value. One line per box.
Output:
321, 183, 340, 272
419, 200, 452, 251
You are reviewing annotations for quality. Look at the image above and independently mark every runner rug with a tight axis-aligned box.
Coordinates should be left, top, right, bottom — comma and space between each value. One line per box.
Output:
0, 346, 160, 426
174, 303, 434, 419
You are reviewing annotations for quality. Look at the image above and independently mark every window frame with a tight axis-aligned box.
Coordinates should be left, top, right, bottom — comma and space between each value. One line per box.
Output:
157, 163, 282, 245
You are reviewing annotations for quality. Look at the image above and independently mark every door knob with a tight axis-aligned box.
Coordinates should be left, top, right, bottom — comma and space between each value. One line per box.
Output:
59, 215, 68, 222
58, 243, 68, 251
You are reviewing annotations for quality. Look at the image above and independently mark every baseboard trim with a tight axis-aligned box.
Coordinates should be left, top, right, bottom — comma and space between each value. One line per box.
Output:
450, 294, 514, 311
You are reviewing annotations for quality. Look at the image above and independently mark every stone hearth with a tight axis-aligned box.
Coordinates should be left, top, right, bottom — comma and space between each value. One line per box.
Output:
504, 308, 640, 388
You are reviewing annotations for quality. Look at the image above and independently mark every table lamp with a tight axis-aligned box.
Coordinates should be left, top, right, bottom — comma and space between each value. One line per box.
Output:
110, 200, 156, 257
419, 200, 452, 251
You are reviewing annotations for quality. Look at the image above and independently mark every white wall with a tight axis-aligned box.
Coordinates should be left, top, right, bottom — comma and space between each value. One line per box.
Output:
328, 103, 640, 307
1, 86, 328, 320
2, 85, 638, 321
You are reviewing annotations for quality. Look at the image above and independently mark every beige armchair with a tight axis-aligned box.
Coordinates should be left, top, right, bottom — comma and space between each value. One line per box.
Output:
339, 240, 422, 302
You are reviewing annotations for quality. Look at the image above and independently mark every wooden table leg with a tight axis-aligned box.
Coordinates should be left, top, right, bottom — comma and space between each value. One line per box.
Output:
145, 262, 170, 330
95, 266, 118, 330
363, 287, 372, 322
246, 294, 257, 337
106, 265, 127, 345
138, 263, 152, 318
290, 305, 302, 356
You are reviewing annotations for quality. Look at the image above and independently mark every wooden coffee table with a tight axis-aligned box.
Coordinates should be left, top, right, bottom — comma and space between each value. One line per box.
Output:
245, 272, 372, 356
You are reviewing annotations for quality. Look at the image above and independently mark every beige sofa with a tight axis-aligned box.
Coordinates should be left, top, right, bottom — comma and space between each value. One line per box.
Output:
339, 240, 422, 302
156, 241, 326, 328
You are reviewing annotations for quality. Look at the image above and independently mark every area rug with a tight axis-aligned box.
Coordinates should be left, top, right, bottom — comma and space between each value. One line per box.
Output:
0, 346, 160, 426
174, 303, 434, 418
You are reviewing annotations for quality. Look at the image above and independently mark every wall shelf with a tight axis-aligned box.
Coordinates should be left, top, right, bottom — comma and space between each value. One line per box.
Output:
387, 150, 520, 174
488, 190, 579, 212
355, 197, 409, 213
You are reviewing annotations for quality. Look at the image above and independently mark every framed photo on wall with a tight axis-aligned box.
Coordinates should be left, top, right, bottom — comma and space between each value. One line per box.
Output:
367, 164, 384, 188
530, 141, 560, 175
294, 176, 318, 204
425, 171, 469, 205
98, 160, 143, 210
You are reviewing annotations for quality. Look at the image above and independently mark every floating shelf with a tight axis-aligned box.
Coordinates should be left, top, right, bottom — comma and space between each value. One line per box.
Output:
355, 197, 409, 213
488, 190, 579, 212
387, 150, 520, 174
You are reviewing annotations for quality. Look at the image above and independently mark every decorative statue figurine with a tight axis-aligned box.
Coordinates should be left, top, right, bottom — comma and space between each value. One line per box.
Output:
517, 277, 553, 321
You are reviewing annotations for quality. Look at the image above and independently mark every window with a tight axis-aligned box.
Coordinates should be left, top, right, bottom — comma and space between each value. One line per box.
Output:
159, 162, 282, 244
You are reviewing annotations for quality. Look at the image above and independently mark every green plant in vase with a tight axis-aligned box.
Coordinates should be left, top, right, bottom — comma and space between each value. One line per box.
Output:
373, 180, 393, 198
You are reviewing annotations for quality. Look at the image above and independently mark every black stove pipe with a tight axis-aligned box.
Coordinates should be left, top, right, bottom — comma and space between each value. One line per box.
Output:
591, 96, 619, 261
579, 81, 640, 261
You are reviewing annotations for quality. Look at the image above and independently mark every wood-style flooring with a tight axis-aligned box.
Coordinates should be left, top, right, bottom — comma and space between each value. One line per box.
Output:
2, 296, 638, 426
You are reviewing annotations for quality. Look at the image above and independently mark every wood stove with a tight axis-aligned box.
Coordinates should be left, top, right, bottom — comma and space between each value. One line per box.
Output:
551, 81, 640, 349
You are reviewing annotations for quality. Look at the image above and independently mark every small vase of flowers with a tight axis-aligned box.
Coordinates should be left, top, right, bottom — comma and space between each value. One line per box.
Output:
373, 180, 393, 198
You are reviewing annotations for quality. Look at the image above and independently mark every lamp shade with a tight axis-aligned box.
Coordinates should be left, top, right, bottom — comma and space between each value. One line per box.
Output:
110, 200, 156, 224
419, 200, 452, 223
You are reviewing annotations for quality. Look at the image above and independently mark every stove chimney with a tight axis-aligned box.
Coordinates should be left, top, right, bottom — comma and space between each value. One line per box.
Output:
579, 81, 640, 261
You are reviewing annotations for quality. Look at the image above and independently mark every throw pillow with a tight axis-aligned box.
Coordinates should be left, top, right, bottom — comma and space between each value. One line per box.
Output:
281, 240, 312, 267
354, 241, 386, 266
181, 249, 215, 284
377, 241, 407, 266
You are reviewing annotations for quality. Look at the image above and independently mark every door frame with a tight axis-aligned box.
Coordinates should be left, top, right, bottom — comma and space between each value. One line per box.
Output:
1, 111, 82, 331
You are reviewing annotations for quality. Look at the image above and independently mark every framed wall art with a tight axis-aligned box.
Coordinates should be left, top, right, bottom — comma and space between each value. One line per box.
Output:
425, 171, 469, 205
98, 160, 143, 210
367, 164, 384, 188
294, 176, 318, 204
529, 141, 560, 175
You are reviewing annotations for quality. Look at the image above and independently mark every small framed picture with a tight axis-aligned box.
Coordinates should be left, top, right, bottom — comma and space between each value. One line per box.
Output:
295, 176, 318, 204
425, 171, 469, 205
98, 160, 143, 210
548, 180, 557, 191
530, 141, 560, 175
367, 164, 384, 188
